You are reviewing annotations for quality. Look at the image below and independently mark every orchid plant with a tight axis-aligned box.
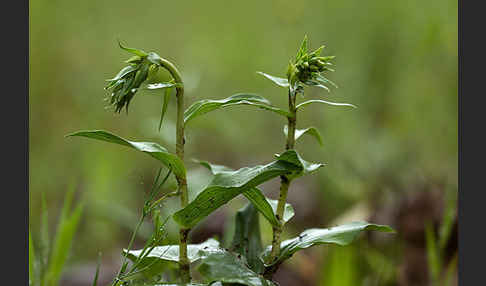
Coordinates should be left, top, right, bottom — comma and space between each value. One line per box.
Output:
67, 36, 394, 286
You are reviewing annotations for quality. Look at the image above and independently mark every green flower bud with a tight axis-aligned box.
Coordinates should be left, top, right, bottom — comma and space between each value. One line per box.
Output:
287, 37, 336, 94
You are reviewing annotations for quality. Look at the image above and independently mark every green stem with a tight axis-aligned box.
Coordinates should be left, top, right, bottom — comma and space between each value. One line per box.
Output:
176, 82, 191, 283
268, 90, 297, 267
159, 60, 191, 282
112, 214, 145, 285
153, 57, 191, 282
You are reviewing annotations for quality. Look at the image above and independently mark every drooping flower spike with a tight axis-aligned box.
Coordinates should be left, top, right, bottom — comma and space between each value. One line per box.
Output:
104, 41, 155, 113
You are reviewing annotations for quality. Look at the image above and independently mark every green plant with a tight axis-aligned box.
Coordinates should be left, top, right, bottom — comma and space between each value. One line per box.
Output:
67, 37, 394, 285
29, 188, 84, 286
425, 187, 457, 286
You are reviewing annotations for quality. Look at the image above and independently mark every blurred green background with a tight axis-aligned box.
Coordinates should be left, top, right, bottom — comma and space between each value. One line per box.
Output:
29, 0, 457, 285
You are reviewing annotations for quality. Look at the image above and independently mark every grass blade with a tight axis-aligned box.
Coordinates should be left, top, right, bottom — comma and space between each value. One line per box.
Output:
45, 196, 84, 286
92, 252, 102, 286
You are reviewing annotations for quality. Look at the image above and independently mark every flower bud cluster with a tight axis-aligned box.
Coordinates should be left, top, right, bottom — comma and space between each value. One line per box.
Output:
105, 57, 155, 113
286, 37, 335, 94
104, 42, 162, 113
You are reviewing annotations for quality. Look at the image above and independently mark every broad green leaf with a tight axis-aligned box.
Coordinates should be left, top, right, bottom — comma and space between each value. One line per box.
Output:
193, 159, 234, 174
196, 160, 294, 227
173, 162, 296, 228
45, 196, 84, 286
230, 203, 264, 273
174, 150, 319, 228
274, 149, 324, 179
29, 230, 35, 285
126, 238, 220, 264
242, 189, 294, 227
197, 251, 269, 286
261, 221, 395, 266
284, 125, 323, 146
66, 130, 186, 178
184, 94, 290, 125
295, 99, 357, 110
118, 40, 148, 57
242, 188, 279, 227
256, 72, 289, 87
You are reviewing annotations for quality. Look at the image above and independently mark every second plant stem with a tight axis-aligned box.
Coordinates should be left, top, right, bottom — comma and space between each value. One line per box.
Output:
157, 57, 191, 282
176, 88, 191, 282
269, 90, 297, 263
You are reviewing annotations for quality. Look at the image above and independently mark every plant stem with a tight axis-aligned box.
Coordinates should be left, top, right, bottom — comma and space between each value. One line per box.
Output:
157, 58, 191, 282
268, 90, 297, 265
112, 214, 145, 286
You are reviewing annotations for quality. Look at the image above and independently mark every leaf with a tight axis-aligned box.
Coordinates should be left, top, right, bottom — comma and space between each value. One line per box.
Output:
106, 65, 138, 83
144, 81, 181, 131
196, 160, 294, 227
242, 189, 294, 227
274, 149, 324, 178
184, 94, 290, 125
256, 72, 289, 87
284, 125, 323, 146
296, 35, 308, 60
197, 251, 269, 286
193, 159, 234, 174
296, 99, 357, 110
261, 221, 395, 266
66, 130, 186, 178
304, 80, 330, 92
125, 238, 220, 264
241, 188, 279, 227
91, 252, 102, 286
315, 74, 338, 88
45, 195, 84, 286
425, 223, 441, 282
230, 203, 264, 273
159, 87, 172, 131
174, 150, 318, 228
118, 40, 148, 57
145, 82, 182, 90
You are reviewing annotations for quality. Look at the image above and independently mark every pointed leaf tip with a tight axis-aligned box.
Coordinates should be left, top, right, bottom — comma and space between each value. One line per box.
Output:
256, 72, 289, 88
296, 99, 357, 110
262, 221, 395, 266
117, 39, 148, 57
67, 130, 186, 178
